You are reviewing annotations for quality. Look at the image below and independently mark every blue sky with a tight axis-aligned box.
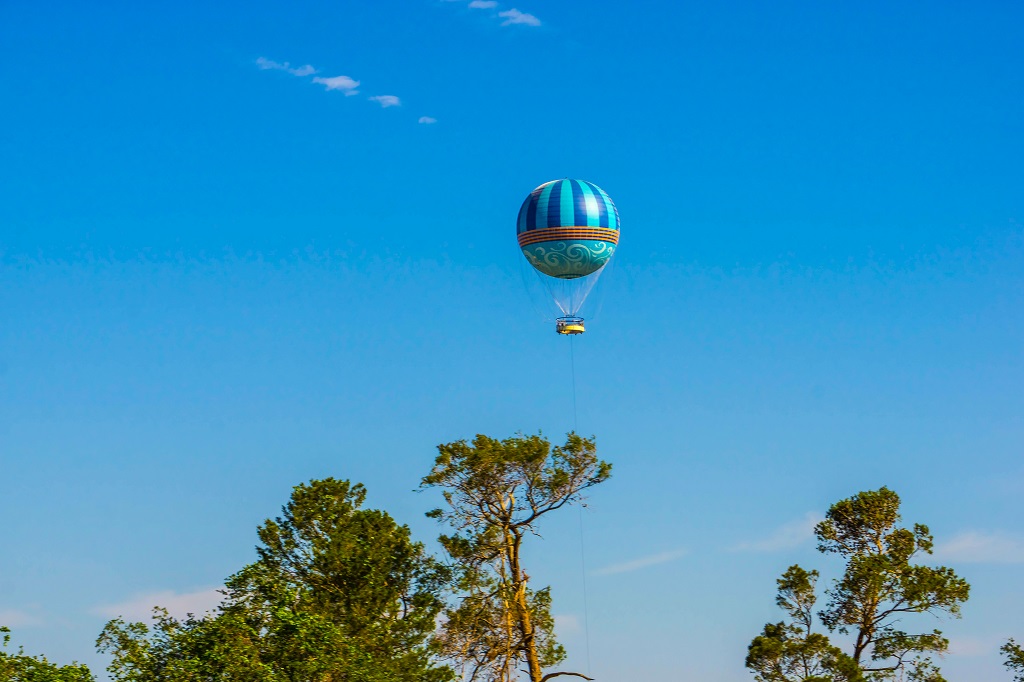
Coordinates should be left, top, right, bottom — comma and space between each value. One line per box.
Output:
1, 0, 1022, 680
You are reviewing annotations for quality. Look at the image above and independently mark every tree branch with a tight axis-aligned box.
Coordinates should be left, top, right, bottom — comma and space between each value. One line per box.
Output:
540, 672, 595, 682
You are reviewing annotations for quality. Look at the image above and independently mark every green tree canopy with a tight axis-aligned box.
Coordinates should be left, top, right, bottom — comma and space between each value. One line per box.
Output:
747, 487, 970, 682
1003, 639, 1024, 682
98, 478, 452, 682
422, 432, 611, 682
1, 627, 94, 682
746, 567, 862, 682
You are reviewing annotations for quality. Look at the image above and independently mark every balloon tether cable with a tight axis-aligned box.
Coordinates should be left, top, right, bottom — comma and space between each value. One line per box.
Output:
570, 335, 579, 430
570, 335, 591, 676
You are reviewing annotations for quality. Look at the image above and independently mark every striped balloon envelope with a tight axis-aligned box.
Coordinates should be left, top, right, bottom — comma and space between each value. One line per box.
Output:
516, 179, 620, 279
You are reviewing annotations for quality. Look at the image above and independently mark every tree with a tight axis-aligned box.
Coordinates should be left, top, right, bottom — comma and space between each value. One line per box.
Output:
98, 605, 381, 682
1003, 639, 1024, 682
232, 478, 451, 680
421, 432, 611, 682
745, 567, 862, 682
98, 478, 453, 682
747, 487, 970, 682
1, 627, 94, 682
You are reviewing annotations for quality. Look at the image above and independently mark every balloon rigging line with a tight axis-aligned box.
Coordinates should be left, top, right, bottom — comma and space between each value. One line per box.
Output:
570, 335, 579, 432
578, 504, 592, 676
570, 335, 591, 675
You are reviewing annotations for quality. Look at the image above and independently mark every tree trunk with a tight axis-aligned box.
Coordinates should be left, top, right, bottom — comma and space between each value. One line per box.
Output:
518, 584, 542, 682
507, 527, 543, 682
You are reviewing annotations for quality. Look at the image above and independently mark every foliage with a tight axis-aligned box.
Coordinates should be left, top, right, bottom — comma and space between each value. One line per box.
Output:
98, 605, 394, 682
97, 478, 452, 682
747, 487, 970, 682
0, 627, 94, 682
422, 432, 611, 682
746, 567, 862, 682
232, 478, 451, 680
1003, 639, 1024, 682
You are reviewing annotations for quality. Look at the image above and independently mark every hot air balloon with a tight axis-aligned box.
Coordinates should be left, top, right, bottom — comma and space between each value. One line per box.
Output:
516, 179, 620, 334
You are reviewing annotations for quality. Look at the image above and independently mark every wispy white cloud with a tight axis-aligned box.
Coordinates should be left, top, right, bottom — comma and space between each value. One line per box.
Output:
947, 635, 1006, 657
369, 95, 401, 108
0, 609, 43, 628
934, 531, 1024, 564
554, 613, 580, 633
499, 8, 541, 26
440, 2, 541, 28
92, 587, 223, 621
418, 116, 438, 124
256, 57, 317, 77
593, 548, 686, 576
731, 512, 822, 552
312, 75, 361, 95
257, 58, 407, 117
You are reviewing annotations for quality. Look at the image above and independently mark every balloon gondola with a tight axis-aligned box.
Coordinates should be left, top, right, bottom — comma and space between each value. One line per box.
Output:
555, 316, 586, 335
516, 179, 620, 335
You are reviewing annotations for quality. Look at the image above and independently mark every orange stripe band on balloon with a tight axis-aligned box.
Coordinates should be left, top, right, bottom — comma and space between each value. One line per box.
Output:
517, 227, 620, 248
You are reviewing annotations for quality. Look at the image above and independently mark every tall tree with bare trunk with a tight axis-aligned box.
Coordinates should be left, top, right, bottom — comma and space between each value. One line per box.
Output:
422, 433, 611, 682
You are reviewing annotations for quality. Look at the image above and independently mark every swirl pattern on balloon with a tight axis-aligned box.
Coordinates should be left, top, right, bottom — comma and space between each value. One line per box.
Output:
521, 240, 616, 279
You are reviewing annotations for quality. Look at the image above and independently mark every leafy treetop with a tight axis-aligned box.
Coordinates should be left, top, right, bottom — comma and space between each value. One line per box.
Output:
422, 432, 611, 682
2, 627, 94, 682
98, 478, 453, 682
747, 487, 970, 682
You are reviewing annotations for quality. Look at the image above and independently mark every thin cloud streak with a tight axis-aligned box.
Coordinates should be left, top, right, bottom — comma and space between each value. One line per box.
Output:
593, 548, 686, 576
554, 613, 580, 633
439, 3, 540, 29
948, 635, 1006, 657
0, 609, 43, 627
934, 531, 1024, 564
731, 512, 823, 552
259, 62, 406, 114
418, 116, 438, 124
499, 8, 541, 26
256, 57, 316, 77
93, 587, 223, 621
